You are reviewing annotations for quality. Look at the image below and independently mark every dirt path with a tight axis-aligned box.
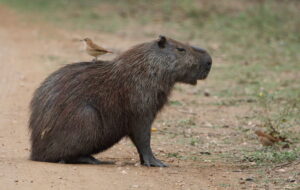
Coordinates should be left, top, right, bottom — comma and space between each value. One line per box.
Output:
0, 5, 269, 190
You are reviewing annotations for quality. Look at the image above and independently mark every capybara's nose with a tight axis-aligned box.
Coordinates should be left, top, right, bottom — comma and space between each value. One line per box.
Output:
192, 46, 212, 67
206, 54, 212, 68
200, 53, 212, 75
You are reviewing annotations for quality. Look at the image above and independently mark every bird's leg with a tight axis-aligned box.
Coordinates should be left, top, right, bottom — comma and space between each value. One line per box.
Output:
92, 57, 97, 63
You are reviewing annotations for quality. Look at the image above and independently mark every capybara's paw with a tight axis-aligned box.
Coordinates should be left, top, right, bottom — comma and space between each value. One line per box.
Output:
61, 156, 101, 164
142, 157, 168, 167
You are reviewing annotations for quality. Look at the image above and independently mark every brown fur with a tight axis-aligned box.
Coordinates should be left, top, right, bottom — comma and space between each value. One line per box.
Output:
29, 36, 212, 166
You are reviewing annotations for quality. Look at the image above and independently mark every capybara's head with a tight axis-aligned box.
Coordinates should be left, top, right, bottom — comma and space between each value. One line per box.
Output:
151, 35, 212, 85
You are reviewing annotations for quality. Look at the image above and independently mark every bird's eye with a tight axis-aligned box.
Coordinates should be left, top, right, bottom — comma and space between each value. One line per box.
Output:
176, 47, 186, 52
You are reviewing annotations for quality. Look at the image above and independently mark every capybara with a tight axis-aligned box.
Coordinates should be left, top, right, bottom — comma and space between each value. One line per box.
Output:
29, 36, 212, 167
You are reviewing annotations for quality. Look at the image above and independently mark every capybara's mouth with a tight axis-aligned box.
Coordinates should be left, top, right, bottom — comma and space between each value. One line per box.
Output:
197, 70, 210, 80
196, 60, 211, 81
198, 74, 208, 80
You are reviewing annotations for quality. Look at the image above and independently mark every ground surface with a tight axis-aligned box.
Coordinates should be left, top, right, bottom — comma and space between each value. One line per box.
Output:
0, 5, 299, 190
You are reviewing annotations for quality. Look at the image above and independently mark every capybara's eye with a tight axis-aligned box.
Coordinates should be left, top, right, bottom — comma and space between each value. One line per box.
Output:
176, 47, 186, 52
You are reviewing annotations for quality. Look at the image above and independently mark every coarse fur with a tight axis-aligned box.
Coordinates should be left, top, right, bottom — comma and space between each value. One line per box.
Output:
29, 36, 212, 167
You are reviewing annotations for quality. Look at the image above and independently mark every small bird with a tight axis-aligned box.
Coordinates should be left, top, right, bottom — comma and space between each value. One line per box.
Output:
81, 38, 112, 61
255, 130, 280, 146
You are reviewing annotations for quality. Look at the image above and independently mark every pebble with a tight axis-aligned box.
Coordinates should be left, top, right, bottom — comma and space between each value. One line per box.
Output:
200, 151, 211, 155
277, 169, 286, 172
287, 179, 296, 183
204, 91, 211, 97
245, 178, 254, 182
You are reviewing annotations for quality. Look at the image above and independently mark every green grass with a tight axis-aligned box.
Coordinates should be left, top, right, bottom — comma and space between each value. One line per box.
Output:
168, 100, 183, 106
178, 119, 195, 126
242, 147, 300, 165
255, 91, 300, 135
220, 146, 300, 166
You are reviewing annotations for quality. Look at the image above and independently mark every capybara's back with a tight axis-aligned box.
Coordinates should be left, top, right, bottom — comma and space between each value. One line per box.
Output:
29, 36, 212, 166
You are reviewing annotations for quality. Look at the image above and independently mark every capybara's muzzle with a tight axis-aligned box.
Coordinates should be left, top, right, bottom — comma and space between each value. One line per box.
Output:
192, 46, 212, 80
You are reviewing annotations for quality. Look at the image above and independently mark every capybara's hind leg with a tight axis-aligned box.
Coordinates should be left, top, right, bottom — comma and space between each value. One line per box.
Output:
56, 105, 102, 165
61, 155, 101, 164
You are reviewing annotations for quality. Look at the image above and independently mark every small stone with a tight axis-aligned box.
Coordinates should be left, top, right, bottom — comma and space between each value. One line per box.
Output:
246, 98, 255, 103
287, 179, 296, 183
205, 122, 213, 127
121, 170, 127, 175
200, 152, 211, 155
14, 180, 18, 183
204, 90, 211, 97
282, 144, 290, 149
131, 184, 139, 188
249, 162, 256, 165
245, 178, 254, 182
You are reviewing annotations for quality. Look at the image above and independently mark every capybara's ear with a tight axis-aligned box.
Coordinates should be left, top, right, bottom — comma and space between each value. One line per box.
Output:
158, 35, 167, 48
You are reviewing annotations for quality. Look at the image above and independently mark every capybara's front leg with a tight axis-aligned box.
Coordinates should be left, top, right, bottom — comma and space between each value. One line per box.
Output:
130, 120, 167, 167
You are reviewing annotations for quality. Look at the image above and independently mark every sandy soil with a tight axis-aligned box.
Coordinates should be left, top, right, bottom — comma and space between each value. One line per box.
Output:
0, 5, 299, 190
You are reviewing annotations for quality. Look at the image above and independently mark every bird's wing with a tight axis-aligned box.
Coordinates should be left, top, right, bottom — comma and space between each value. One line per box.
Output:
90, 42, 111, 53
255, 130, 280, 142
